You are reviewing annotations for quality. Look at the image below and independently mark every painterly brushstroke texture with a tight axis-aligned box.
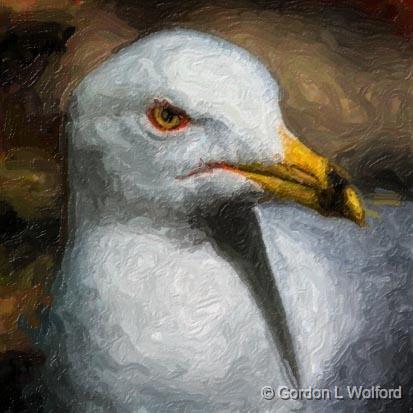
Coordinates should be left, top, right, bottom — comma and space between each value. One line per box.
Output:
0, 1, 411, 411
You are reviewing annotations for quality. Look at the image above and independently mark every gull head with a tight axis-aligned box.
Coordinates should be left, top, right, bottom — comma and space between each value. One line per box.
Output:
70, 29, 364, 224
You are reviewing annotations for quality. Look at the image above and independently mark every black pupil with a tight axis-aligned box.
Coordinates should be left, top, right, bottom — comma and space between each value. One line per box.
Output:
161, 108, 175, 123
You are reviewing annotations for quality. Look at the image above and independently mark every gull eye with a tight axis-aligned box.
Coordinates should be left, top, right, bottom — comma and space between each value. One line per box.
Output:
147, 100, 190, 131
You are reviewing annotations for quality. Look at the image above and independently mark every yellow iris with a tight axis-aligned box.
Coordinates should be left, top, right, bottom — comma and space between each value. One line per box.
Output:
152, 106, 182, 130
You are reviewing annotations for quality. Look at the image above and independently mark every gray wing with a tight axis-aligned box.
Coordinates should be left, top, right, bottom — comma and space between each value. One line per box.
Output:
257, 201, 412, 412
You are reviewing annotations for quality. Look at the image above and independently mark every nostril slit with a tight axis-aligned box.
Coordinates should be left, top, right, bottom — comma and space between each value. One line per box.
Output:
327, 170, 348, 191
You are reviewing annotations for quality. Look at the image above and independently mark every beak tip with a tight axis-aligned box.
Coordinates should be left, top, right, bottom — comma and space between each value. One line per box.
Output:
343, 186, 366, 227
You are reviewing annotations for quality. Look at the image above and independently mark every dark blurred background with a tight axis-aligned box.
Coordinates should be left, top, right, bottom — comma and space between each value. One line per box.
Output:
0, 1, 412, 411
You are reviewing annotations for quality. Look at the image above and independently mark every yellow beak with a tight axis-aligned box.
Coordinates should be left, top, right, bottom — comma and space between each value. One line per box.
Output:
237, 127, 365, 226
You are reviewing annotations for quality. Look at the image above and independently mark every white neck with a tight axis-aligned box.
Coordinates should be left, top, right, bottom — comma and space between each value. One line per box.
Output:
57, 175, 297, 412
67, 149, 196, 239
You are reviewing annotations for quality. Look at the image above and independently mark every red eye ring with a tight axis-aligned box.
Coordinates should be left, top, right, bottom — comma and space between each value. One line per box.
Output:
147, 99, 190, 132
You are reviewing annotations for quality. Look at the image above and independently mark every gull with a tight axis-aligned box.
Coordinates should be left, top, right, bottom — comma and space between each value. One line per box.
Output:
42, 29, 367, 412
